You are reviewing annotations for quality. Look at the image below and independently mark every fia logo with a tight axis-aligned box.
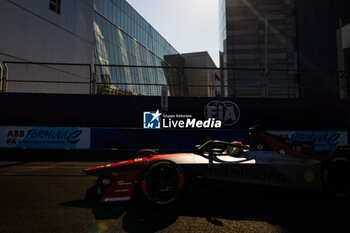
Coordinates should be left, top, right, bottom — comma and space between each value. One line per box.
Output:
143, 110, 162, 129
204, 100, 240, 126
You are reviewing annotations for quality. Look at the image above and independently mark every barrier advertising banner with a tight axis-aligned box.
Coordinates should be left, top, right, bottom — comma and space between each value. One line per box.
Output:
0, 126, 90, 149
267, 130, 348, 151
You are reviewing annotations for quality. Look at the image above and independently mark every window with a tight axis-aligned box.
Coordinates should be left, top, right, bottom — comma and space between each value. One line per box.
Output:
49, 0, 61, 14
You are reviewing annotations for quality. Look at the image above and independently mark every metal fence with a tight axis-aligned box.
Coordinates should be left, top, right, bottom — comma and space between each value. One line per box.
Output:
93, 64, 221, 97
2, 62, 92, 94
1, 61, 349, 99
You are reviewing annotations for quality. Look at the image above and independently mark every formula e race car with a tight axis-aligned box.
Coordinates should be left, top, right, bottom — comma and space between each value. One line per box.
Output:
83, 126, 350, 205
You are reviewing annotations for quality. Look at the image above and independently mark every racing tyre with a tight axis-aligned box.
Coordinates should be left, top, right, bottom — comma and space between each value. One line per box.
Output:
324, 156, 350, 198
139, 160, 184, 205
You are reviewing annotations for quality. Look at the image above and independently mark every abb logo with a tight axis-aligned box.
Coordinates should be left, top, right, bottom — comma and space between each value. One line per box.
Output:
7, 130, 25, 138
6, 130, 26, 145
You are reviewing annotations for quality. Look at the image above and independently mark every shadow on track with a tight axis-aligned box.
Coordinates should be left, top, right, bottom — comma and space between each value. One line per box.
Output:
61, 200, 179, 232
61, 188, 350, 233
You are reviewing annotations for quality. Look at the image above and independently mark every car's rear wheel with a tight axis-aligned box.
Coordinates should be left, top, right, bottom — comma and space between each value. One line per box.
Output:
139, 160, 184, 205
324, 157, 350, 197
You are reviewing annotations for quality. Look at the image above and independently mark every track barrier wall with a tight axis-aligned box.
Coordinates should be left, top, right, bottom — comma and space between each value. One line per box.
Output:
0, 126, 348, 153
1, 92, 350, 154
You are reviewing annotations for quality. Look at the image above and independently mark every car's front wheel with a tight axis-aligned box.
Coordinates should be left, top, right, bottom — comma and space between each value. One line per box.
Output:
139, 160, 184, 205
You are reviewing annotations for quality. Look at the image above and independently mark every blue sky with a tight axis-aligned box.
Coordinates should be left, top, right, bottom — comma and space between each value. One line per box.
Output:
127, 0, 220, 67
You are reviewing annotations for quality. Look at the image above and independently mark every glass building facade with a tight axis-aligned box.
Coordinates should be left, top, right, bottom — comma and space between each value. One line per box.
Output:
93, 0, 179, 95
219, 0, 298, 98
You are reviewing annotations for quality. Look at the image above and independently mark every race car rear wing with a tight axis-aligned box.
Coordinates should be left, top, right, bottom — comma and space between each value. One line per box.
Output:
248, 125, 315, 157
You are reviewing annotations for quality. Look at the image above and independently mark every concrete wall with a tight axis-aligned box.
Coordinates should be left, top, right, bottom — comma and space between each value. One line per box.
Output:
0, 0, 95, 94
0, 0, 94, 64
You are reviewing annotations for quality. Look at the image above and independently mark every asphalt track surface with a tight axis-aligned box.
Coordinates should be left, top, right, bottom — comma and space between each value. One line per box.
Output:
0, 153, 350, 233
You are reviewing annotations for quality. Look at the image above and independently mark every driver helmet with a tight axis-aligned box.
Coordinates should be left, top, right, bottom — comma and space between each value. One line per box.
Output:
227, 141, 243, 156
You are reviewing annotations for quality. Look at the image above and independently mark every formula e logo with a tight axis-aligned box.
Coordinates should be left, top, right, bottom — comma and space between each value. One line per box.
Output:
143, 110, 162, 129
204, 100, 240, 126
